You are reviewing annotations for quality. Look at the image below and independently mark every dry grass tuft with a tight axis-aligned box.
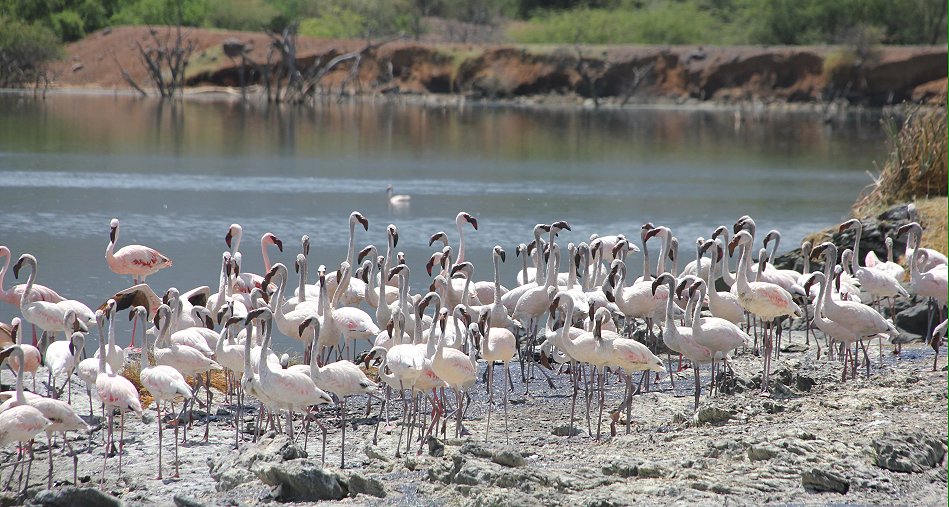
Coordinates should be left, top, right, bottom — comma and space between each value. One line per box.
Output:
208, 369, 229, 393
854, 109, 948, 216
120, 361, 154, 409
912, 196, 948, 256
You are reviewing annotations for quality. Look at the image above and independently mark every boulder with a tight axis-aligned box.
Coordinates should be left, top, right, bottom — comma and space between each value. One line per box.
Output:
208, 433, 307, 491
895, 301, 936, 337
348, 473, 386, 498
28, 487, 123, 507
492, 449, 526, 468
872, 433, 947, 473
801, 468, 850, 493
254, 459, 348, 501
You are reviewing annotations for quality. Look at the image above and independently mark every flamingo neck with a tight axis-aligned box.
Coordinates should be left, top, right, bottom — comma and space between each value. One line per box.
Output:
493, 257, 502, 305
19, 261, 35, 310
0, 253, 10, 299
261, 237, 273, 274
662, 279, 676, 330
850, 224, 862, 274
13, 349, 25, 405
520, 250, 529, 285
690, 288, 705, 330
735, 243, 751, 294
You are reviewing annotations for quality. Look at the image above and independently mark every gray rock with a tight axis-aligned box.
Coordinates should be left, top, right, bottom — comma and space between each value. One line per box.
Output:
254, 459, 348, 501
348, 473, 386, 498
492, 449, 526, 467
694, 406, 732, 425
209, 433, 307, 491
896, 302, 935, 337
172, 495, 206, 507
428, 436, 445, 457
747, 444, 779, 461
363, 444, 390, 462
460, 443, 494, 459
601, 458, 641, 478
780, 343, 808, 353
28, 487, 124, 507
636, 461, 668, 479
801, 468, 850, 493
872, 433, 947, 473
552, 424, 581, 436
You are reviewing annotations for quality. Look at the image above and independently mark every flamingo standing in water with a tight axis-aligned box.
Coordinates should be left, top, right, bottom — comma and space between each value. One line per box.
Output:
105, 218, 173, 284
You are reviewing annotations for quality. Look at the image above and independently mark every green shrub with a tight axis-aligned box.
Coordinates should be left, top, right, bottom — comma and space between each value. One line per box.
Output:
0, 16, 62, 87
507, 2, 725, 45
50, 9, 86, 41
204, 0, 277, 31
296, 0, 412, 39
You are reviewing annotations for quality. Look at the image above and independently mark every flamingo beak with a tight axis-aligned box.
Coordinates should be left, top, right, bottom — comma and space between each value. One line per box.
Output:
225, 230, 233, 249
392, 231, 399, 248
273, 236, 284, 252
467, 215, 479, 230
651, 277, 662, 296
498, 249, 505, 263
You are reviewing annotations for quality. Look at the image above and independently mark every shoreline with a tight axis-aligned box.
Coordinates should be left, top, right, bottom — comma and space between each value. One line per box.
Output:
6, 85, 942, 117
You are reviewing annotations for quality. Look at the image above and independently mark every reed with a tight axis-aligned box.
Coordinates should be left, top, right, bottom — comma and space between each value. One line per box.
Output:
854, 109, 947, 216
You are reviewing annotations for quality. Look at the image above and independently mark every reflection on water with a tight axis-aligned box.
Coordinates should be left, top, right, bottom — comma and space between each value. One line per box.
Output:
0, 93, 887, 351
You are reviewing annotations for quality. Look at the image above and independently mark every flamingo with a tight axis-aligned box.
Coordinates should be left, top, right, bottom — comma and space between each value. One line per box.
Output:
811, 242, 899, 365
687, 279, 751, 390
95, 301, 143, 485
386, 185, 411, 206
431, 306, 477, 439
1, 339, 92, 488
803, 272, 882, 379
6, 318, 40, 392
471, 308, 516, 444
727, 231, 801, 392
897, 223, 948, 337
653, 273, 716, 409
93, 301, 127, 377
153, 304, 222, 441
13, 254, 94, 348
105, 218, 172, 284
42, 313, 85, 401
299, 316, 377, 468
700, 239, 744, 324
865, 237, 905, 281
839, 219, 909, 308
0, 346, 51, 494
931, 318, 947, 371
131, 306, 193, 479
246, 307, 333, 440
324, 212, 369, 306
226, 224, 283, 294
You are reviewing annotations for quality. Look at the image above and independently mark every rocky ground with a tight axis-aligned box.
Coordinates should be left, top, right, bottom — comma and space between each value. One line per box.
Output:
0, 309, 945, 507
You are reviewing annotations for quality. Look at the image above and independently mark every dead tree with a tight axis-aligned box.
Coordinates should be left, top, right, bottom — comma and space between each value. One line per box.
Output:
260, 25, 402, 104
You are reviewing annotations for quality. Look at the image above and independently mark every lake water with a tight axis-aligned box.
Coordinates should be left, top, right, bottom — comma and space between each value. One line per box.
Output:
0, 92, 889, 352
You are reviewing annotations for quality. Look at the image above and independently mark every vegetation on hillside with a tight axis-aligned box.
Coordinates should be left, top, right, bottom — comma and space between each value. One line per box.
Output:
1, 0, 945, 45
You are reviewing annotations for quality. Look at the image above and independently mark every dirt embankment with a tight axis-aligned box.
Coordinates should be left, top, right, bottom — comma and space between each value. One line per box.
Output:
50, 26, 947, 106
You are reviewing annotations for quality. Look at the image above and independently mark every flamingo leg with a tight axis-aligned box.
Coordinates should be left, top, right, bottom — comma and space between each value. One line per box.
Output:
156, 403, 164, 480
485, 364, 494, 442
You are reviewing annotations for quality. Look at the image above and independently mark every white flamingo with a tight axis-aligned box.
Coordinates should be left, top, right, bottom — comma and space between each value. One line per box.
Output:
0, 346, 51, 493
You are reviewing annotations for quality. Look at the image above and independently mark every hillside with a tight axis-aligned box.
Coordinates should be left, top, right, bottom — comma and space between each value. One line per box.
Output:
48, 26, 947, 106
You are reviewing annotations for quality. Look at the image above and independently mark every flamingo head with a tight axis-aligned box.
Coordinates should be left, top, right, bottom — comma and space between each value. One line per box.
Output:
351, 212, 369, 232
109, 218, 119, 243
264, 233, 283, 252
387, 224, 398, 248
450, 262, 473, 279
459, 212, 478, 231
711, 225, 728, 240
803, 272, 823, 294
301, 235, 310, 257
651, 273, 673, 296
494, 245, 505, 263
12, 254, 36, 280
838, 219, 860, 234
225, 223, 242, 249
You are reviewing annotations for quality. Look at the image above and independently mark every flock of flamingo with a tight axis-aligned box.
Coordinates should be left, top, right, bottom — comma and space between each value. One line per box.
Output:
0, 209, 945, 495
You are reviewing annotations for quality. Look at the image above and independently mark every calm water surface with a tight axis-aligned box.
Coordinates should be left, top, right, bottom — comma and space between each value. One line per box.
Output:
0, 93, 888, 351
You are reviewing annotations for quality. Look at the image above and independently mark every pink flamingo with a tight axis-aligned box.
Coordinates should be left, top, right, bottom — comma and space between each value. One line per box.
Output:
0, 346, 51, 494
105, 218, 173, 284
95, 299, 143, 485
